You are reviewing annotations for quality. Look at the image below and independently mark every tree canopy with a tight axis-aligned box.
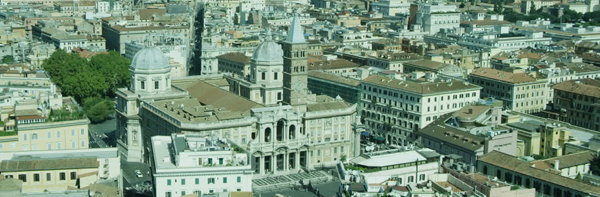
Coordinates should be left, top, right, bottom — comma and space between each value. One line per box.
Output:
42, 50, 131, 103
42, 50, 130, 123
2, 55, 14, 64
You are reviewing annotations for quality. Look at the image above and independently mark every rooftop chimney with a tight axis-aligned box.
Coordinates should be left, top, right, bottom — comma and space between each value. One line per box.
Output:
554, 160, 560, 171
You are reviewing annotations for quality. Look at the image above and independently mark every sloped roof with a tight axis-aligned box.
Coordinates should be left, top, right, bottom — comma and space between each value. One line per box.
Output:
308, 71, 360, 87
185, 81, 263, 112
217, 52, 251, 64
417, 113, 485, 151
552, 78, 600, 98
0, 158, 99, 172
531, 151, 595, 170
470, 68, 536, 84
479, 151, 600, 195
286, 16, 306, 43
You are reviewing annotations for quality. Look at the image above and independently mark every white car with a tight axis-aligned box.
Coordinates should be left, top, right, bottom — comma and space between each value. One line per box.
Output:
135, 170, 143, 178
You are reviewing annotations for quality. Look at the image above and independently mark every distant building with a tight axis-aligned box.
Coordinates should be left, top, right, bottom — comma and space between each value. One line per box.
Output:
530, 151, 594, 179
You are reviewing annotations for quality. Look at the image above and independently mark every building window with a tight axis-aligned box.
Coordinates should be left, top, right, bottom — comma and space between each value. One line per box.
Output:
47, 132, 51, 139
181, 179, 185, 185
195, 178, 199, 184
223, 177, 227, 183
155, 81, 159, 89
18, 174, 26, 182
71, 130, 75, 136
182, 191, 186, 196
165, 192, 171, 197
71, 141, 76, 148
261, 72, 266, 80
274, 72, 278, 80
47, 143, 52, 150
237, 176, 241, 183
278, 92, 282, 100
141, 81, 145, 89
208, 178, 215, 184
23, 134, 28, 141
34, 174, 40, 182
57, 131, 61, 138
60, 172, 66, 180
419, 174, 425, 181
81, 140, 85, 147
167, 179, 171, 185
70, 172, 76, 180
80, 129, 84, 135
408, 176, 414, 183
47, 173, 51, 181
57, 142, 62, 149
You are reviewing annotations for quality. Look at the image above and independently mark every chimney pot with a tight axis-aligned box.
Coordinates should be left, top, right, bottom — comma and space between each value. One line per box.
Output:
554, 160, 560, 171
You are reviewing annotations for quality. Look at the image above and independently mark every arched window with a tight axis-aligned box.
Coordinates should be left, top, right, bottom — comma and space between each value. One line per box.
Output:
276, 120, 284, 141
31, 133, 38, 140
264, 128, 271, 142
289, 125, 295, 139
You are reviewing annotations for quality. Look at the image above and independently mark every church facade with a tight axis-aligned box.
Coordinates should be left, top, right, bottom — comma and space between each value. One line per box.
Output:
116, 17, 363, 175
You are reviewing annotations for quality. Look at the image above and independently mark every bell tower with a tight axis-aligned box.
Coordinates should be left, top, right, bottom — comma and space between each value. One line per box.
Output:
282, 16, 308, 112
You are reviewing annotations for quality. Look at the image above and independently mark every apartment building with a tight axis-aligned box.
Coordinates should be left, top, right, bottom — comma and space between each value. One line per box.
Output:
151, 134, 253, 197
411, 2, 460, 35
458, 31, 552, 53
469, 68, 549, 113
102, 19, 190, 54
360, 74, 481, 146
505, 121, 571, 157
530, 151, 594, 179
365, 52, 423, 72
0, 101, 89, 152
551, 78, 600, 131
217, 52, 251, 78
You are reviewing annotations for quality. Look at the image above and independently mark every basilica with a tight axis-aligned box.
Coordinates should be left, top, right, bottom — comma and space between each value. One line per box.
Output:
116, 16, 362, 175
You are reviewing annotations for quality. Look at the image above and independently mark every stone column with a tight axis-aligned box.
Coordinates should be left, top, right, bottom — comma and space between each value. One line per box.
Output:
271, 153, 276, 174
295, 151, 301, 170
260, 156, 265, 175
284, 152, 289, 172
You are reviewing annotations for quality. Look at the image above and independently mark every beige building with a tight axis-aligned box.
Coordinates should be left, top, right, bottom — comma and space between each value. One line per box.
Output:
217, 52, 251, 78
505, 119, 571, 157
361, 74, 482, 146
530, 151, 594, 179
478, 151, 600, 197
469, 68, 549, 114
0, 148, 120, 193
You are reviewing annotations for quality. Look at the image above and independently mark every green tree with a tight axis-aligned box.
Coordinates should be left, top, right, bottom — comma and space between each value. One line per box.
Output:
575, 173, 583, 181
43, 49, 130, 123
1, 55, 14, 64
83, 97, 114, 123
583, 11, 600, 22
530, 2, 536, 14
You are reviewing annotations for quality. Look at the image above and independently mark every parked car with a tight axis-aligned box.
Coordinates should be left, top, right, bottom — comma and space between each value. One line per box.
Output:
135, 170, 143, 178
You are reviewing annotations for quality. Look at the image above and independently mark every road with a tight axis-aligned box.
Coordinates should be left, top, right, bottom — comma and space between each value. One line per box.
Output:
89, 115, 117, 148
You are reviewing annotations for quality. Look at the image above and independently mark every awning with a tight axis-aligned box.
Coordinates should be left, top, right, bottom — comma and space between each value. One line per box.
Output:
361, 132, 369, 136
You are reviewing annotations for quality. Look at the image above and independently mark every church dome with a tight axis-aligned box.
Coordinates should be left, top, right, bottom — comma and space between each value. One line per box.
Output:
131, 47, 170, 70
251, 41, 283, 62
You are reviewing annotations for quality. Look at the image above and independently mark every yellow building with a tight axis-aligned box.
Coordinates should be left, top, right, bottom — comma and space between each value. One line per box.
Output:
0, 104, 89, 152
0, 157, 99, 192
504, 117, 570, 157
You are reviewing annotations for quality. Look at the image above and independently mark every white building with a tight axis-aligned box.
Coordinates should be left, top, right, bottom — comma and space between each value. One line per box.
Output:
371, 0, 410, 16
332, 30, 381, 50
151, 134, 253, 197
360, 74, 482, 146
117, 17, 363, 175
345, 148, 441, 185
413, 2, 460, 35
458, 31, 551, 55
95, 1, 110, 13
